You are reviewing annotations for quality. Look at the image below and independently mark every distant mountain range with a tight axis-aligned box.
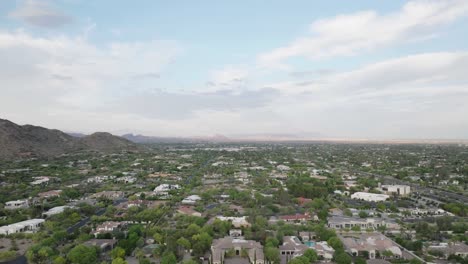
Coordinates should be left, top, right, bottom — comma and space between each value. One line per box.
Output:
119, 132, 327, 143
0, 119, 139, 160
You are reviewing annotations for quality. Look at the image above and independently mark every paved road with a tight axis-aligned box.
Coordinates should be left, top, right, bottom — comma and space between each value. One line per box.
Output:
0, 256, 27, 264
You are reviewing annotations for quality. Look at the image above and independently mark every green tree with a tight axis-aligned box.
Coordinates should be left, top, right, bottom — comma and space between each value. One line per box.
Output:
264, 247, 280, 264
177, 237, 192, 250
327, 237, 343, 251
303, 249, 318, 263
111, 247, 126, 260
265, 237, 280, 248
355, 257, 366, 264
112, 258, 128, 264
26, 245, 54, 264
288, 257, 307, 264
186, 223, 201, 237
333, 250, 352, 264
160, 252, 177, 264
67, 245, 98, 264
53, 256, 67, 264
192, 232, 213, 256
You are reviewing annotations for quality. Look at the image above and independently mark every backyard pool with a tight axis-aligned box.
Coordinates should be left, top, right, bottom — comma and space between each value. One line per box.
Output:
304, 241, 315, 247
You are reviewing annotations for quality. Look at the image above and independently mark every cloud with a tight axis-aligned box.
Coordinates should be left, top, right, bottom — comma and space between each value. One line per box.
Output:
112, 88, 279, 120
0, 29, 181, 111
1, 3, 468, 139
9, 0, 73, 28
131, 72, 160, 80
1, 27, 467, 138
0, 29, 278, 129
264, 52, 468, 138
257, 0, 468, 69
205, 66, 250, 91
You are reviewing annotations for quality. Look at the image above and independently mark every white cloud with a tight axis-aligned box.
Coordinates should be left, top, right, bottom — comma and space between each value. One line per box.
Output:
205, 65, 250, 92
0, 30, 278, 135
257, 0, 468, 69
263, 52, 468, 139
0, 29, 181, 111
2, 1, 468, 139
9, 0, 73, 28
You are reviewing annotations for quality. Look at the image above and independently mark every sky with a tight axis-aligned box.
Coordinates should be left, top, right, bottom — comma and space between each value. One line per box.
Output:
1, 0, 468, 139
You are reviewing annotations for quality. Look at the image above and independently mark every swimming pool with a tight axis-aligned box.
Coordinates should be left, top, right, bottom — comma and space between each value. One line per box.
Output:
304, 241, 315, 247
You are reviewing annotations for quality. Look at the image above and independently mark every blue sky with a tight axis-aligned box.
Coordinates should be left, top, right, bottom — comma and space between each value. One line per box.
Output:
1, 0, 468, 139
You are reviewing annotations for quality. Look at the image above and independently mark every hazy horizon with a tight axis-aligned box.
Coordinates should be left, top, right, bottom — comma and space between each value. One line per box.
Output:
1, 0, 468, 139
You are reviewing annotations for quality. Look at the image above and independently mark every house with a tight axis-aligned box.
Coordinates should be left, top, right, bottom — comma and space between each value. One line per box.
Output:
298, 232, 317, 241
339, 233, 402, 259
91, 191, 124, 200
216, 216, 251, 228
327, 216, 400, 230
279, 236, 334, 263
115, 176, 137, 184
153, 184, 180, 196
86, 175, 116, 183
351, 192, 389, 202
279, 236, 309, 258
210, 236, 264, 264
177, 206, 202, 217
126, 200, 151, 208
5, 199, 29, 210
38, 190, 62, 199
0, 219, 45, 235
31, 176, 50, 185
182, 195, 202, 205
280, 212, 317, 223
229, 229, 243, 238
296, 197, 312, 206
379, 185, 411, 196
427, 243, 468, 259
94, 221, 125, 237
277, 165, 291, 172
314, 241, 335, 261
43, 206, 74, 217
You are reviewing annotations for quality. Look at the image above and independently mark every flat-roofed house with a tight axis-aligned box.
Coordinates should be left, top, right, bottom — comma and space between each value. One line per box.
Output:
5, 199, 29, 210
0, 219, 45, 235
351, 192, 389, 202
379, 185, 411, 196
327, 216, 400, 230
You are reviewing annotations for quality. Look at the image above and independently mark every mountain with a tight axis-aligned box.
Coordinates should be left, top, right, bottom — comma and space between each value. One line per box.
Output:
81, 132, 138, 152
122, 133, 232, 143
121, 134, 188, 143
67, 132, 87, 138
0, 119, 139, 160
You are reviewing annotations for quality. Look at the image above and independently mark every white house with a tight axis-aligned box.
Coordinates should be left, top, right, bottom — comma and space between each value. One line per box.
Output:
153, 184, 180, 196
351, 192, 389, 202
182, 195, 202, 205
216, 216, 251, 228
0, 219, 45, 235
43, 206, 74, 217
277, 165, 291, 172
31, 176, 50, 185
93, 221, 125, 237
379, 185, 411, 196
116, 176, 137, 184
5, 199, 29, 210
